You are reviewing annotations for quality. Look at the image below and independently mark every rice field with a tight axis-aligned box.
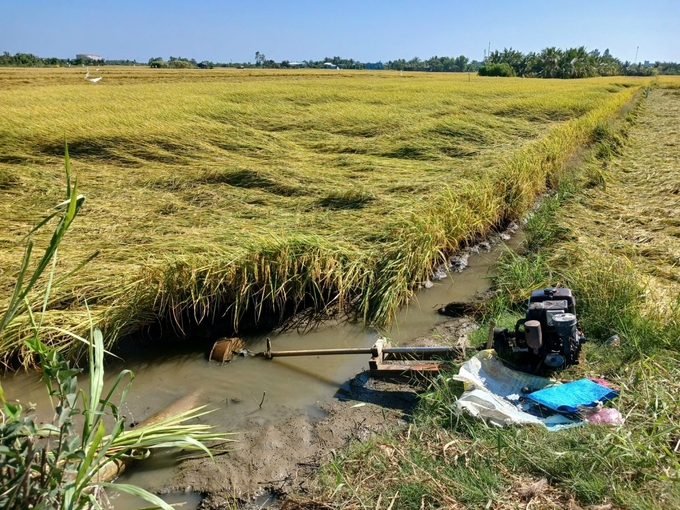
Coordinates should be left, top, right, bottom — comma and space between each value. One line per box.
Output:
0, 67, 648, 364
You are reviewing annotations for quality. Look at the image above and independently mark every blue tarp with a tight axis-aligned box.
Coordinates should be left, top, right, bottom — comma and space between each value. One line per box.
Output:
526, 378, 618, 414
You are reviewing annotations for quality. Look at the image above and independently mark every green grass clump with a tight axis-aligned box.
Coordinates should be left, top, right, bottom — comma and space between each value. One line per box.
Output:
0, 68, 653, 365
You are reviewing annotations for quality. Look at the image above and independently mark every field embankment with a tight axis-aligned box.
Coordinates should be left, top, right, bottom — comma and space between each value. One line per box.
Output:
0, 68, 647, 365
303, 79, 680, 510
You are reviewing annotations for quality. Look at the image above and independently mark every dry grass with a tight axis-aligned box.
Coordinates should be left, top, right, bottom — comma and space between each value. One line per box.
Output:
311, 425, 605, 510
0, 67, 649, 365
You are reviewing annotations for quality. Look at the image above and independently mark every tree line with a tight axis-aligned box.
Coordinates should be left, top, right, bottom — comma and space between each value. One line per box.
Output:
0, 51, 140, 67
2, 49, 679, 77
480, 47, 668, 78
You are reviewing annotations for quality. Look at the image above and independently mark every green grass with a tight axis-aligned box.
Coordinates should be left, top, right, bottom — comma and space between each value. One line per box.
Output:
0, 68, 652, 365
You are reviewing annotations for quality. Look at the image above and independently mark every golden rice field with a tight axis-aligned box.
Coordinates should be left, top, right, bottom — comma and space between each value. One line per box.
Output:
0, 67, 650, 364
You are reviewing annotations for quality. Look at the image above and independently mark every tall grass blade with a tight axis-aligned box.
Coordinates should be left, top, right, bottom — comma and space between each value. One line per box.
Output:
94, 482, 174, 510
0, 241, 33, 333
64, 137, 71, 199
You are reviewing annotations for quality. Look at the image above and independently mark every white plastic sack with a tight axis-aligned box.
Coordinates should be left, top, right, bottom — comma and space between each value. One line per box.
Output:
452, 350, 580, 430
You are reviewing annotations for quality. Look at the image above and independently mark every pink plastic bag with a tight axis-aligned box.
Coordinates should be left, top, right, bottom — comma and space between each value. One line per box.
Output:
586, 408, 624, 425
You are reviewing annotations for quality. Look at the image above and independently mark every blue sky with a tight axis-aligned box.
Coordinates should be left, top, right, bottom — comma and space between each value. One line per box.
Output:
2, 0, 678, 63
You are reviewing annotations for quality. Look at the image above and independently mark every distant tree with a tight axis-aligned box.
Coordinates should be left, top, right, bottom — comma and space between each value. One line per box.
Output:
623, 62, 656, 76
454, 55, 469, 72
148, 58, 168, 68
428, 58, 443, 72
538, 47, 561, 78
468, 60, 483, 72
0, 51, 11, 65
519, 52, 540, 77
169, 59, 194, 69
2, 48, 677, 75
483, 45, 626, 79
387, 58, 406, 70
597, 49, 621, 76
658, 61, 680, 75
490, 48, 524, 75
478, 62, 515, 77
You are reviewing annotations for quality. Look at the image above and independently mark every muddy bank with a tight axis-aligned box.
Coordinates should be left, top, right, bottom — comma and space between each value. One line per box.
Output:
169, 391, 412, 507
134, 317, 478, 509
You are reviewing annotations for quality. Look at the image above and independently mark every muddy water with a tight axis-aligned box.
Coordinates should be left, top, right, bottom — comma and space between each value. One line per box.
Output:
1, 233, 521, 508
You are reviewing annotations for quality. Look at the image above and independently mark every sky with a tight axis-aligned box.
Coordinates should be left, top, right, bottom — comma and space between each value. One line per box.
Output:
2, 0, 679, 64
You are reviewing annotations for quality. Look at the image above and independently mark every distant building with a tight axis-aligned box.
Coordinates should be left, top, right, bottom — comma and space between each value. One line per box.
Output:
288, 61, 303, 67
644, 60, 652, 67
323, 62, 339, 69
76, 53, 103, 61
365, 62, 383, 70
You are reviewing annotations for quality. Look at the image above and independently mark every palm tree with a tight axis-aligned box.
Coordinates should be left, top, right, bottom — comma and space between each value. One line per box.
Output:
539, 47, 561, 78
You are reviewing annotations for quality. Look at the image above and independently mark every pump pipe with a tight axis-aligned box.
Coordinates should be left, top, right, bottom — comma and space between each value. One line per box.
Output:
258, 338, 465, 360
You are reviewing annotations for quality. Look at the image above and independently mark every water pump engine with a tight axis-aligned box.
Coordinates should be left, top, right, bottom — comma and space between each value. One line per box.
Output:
492, 288, 586, 372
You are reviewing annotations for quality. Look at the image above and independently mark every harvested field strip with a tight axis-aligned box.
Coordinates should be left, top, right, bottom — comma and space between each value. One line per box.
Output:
0, 69, 647, 365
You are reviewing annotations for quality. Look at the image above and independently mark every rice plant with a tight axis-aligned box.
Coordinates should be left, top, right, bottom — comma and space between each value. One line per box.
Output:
0, 68, 656, 364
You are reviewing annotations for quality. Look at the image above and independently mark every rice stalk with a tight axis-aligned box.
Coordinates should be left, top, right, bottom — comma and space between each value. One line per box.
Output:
0, 68, 655, 365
